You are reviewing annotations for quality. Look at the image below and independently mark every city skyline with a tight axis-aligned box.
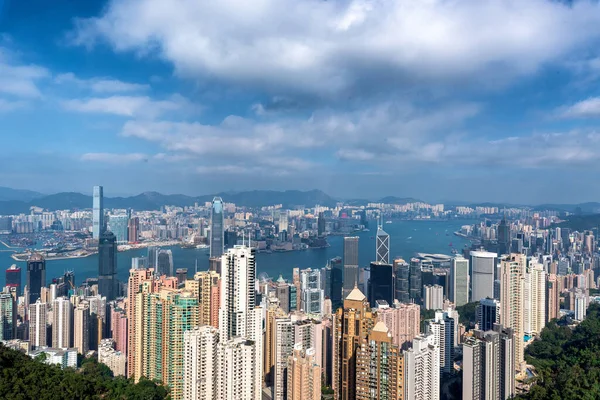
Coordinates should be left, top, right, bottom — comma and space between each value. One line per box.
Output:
3, 1, 600, 203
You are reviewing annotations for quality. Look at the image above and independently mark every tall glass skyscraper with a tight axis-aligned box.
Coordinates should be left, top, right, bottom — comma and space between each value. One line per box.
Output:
27, 253, 46, 304
108, 214, 129, 244
98, 231, 117, 301
376, 226, 390, 264
157, 249, 174, 277
342, 236, 359, 300
210, 197, 224, 259
92, 186, 104, 240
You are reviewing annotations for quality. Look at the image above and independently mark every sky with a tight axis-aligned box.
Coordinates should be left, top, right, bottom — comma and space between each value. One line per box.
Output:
2, 0, 600, 204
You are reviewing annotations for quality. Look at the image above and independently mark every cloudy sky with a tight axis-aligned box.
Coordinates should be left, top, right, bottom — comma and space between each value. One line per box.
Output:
2, 0, 600, 203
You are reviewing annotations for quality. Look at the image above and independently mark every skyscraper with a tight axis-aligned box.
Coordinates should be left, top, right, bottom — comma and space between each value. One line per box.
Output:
409, 258, 423, 305
500, 253, 525, 370
108, 214, 129, 244
52, 296, 72, 349
329, 257, 343, 309
210, 197, 224, 259
376, 225, 390, 264
183, 325, 219, 400
74, 301, 90, 354
29, 300, 48, 349
403, 334, 440, 400
274, 316, 294, 400
427, 309, 458, 375
376, 301, 420, 349
423, 285, 444, 310
128, 217, 139, 243
5, 264, 21, 296
449, 255, 469, 306
127, 267, 154, 378
287, 345, 321, 400
157, 249, 174, 277
317, 212, 326, 237
0, 292, 15, 341
477, 298, 500, 331
497, 218, 510, 255
185, 270, 220, 328
93, 185, 104, 240
98, 231, 117, 301
470, 251, 497, 302
523, 260, 546, 336
299, 268, 324, 315
394, 260, 410, 303
368, 262, 394, 307
342, 237, 359, 299
147, 246, 158, 270
546, 274, 560, 323
27, 253, 46, 304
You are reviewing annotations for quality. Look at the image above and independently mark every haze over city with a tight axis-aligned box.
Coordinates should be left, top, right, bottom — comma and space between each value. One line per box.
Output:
2, 0, 600, 202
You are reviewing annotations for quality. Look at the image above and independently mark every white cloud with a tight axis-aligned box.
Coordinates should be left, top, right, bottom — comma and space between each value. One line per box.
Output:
0, 99, 28, 112
61, 94, 193, 118
0, 48, 49, 98
71, 0, 600, 97
55, 72, 150, 93
81, 152, 149, 163
559, 97, 600, 118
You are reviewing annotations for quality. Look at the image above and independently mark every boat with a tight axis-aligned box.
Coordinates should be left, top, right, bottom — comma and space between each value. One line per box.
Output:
407, 236, 412, 240
362, 228, 370, 232
195, 244, 209, 249
451, 249, 458, 254
385, 220, 392, 224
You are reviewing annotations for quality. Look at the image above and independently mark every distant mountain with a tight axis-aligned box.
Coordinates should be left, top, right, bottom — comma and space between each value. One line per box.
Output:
533, 202, 600, 214
0, 187, 44, 202
553, 214, 600, 231
0, 189, 338, 214
377, 196, 422, 205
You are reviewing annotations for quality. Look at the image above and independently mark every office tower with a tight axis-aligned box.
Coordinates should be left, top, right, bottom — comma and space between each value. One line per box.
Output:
369, 262, 394, 307
329, 257, 343, 309
477, 298, 500, 331
217, 337, 261, 400
377, 300, 420, 349
278, 211, 289, 233
409, 258, 423, 304
273, 316, 294, 400
74, 301, 90, 354
463, 325, 515, 400
497, 218, 510, 255
524, 261, 546, 336
210, 197, 224, 258
317, 212, 326, 237
98, 231, 117, 301
264, 301, 288, 387
185, 270, 220, 328
342, 236, 359, 299
449, 255, 469, 306
427, 309, 458, 374
87, 295, 107, 349
52, 297, 72, 349
500, 253, 526, 369
0, 292, 15, 340
128, 217, 139, 243
99, 339, 127, 377
561, 228, 571, 252
27, 253, 46, 304
470, 251, 497, 302
93, 185, 104, 240
218, 245, 263, 400
108, 214, 129, 244
300, 268, 324, 315
147, 246, 158, 270
423, 285, 444, 310
183, 326, 219, 400
293, 268, 301, 312
546, 274, 560, 322
127, 267, 154, 378
131, 256, 147, 270
333, 287, 376, 400
176, 268, 187, 286
157, 249, 174, 276
5, 264, 21, 295
574, 291, 587, 321
376, 225, 390, 264
208, 256, 222, 275
287, 345, 321, 400
403, 334, 440, 400
356, 321, 403, 400
395, 260, 410, 303
274, 277, 291, 313
29, 300, 48, 348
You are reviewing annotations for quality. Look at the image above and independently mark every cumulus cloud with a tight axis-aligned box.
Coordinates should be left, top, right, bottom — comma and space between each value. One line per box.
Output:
55, 72, 150, 93
0, 99, 28, 112
81, 152, 149, 163
70, 0, 600, 97
61, 94, 194, 118
0, 48, 49, 98
559, 97, 600, 118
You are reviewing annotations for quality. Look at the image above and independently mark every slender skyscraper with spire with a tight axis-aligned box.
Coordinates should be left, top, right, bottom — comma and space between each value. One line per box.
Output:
375, 217, 390, 264
93, 185, 104, 240
210, 197, 224, 258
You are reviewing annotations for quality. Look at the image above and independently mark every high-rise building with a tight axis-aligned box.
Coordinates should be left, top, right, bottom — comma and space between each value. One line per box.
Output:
183, 325, 219, 400
470, 251, 497, 302
185, 270, 220, 328
264, 300, 287, 387
300, 268, 324, 315
74, 301, 90, 354
52, 296, 72, 349
524, 260, 546, 336
108, 214, 129, 244
27, 253, 46, 304
98, 231, 117, 301
333, 287, 376, 400
0, 292, 15, 340
449, 255, 469, 306
426, 309, 458, 375
497, 218, 510, 255
477, 298, 500, 331
423, 285, 444, 310
342, 237, 359, 299
128, 217, 139, 243
546, 274, 560, 323
356, 321, 404, 400
217, 337, 262, 400
329, 257, 344, 309
131, 256, 147, 270
5, 264, 21, 295
274, 316, 294, 400
99, 339, 127, 377
29, 300, 48, 349
463, 325, 515, 400
376, 225, 390, 264
287, 345, 321, 400
574, 291, 587, 321
394, 260, 410, 303
403, 334, 440, 400
210, 197, 224, 259
409, 258, 423, 305
93, 185, 104, 240
377, 300, 420, 349
500, 253, 526, 370
157, 249, 174, 277
127, 267, 154, 378
369, 262, 394, 307
147, 246, 158, 270
317, 212, 326, 237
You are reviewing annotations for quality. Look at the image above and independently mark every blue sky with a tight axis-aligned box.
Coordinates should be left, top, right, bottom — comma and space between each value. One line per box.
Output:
2, 0, 600, 203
